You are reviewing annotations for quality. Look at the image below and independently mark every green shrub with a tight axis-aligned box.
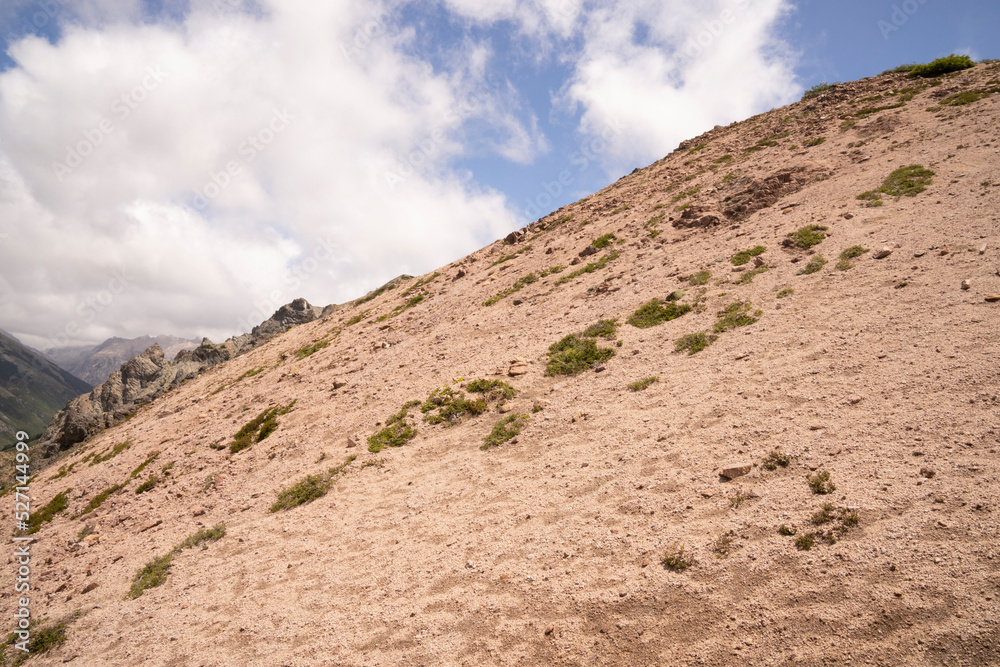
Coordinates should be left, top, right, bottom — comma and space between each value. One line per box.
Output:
271, 457, 356, 511
627, 299, 692, 328
89, 440, 131, 466
808, 470, 836, 495
25, 489, 71, 534
554, 250, 619, 286
738, 267, 767, 284
776, 288, 794, 298
545, 328, 617, 376
840, 245, 869, 260
799, 255, 827, 275
789, 225, 827, 249
592, 233, 616, 249
582, 318, 619, 339
942, 90, 992, 106
857, 189, 884, 206
713, 301, 761, 333
803, 136, 826, 147
77, 483, 123, 517
466, 379, 517, 402
134, 476, 160, 494
368, 421, 417, 453
795, 533, 816, 550
675, 332, 716, 355
884, 63, 917, 74
880, 164, 935, 196
176, 523, 226, 550
230, 400, 296, 453
295, 340, 329, 359
731, 245, 766, 266
661, 545, 696, 571
778, 524, 797, 536
627, 376, 659, 392
421, 387, 487, 426
802, 82, 833, 98
128, 554, 173, 599
908, 54, 974, 78
688, 270, 711, 286
491, 246, 532, 267
484, 271, 539, 306
762, 450, 791, 471
482, 414, 528, 450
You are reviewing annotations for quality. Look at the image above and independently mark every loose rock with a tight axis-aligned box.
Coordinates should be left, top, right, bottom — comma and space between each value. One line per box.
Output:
720, 463, 752, 480
874, 247, 893, 259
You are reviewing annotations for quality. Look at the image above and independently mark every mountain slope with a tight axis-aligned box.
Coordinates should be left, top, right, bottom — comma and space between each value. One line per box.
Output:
0, 331, 91, 450
44, 335, 201, 386
3, 62, 1000, 665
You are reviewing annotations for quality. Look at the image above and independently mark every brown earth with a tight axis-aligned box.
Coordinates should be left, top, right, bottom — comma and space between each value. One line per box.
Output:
3, 63, 1000, 666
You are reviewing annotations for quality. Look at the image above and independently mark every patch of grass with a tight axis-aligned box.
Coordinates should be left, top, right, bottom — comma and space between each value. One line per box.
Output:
762, 450, 791, 471
48, 462, 77, 481
661, 545, 696, 571
271, 456, 356, 511
482, 414, 529, 450
731, 245, 766, 266
803, 82, 833, 98
611, 204, 630, 214
713, 301, 761, 333
857, 189, 884, 207
908, 54, 974, 78
77, 483, 123, 517
688, 270, 711, 286
420, 386, 487, 426
128, 452, 160, 480
712, 531, 736, 558
211, 366, 265, 395
345, 310, 370, 326
466, 379, 517, 402
776, 288, 794, 298
686, 141, 709, 155
176, 524, 226, 550
670, 186, 700, 204
627, 299, 692, 328
89, 440, 131, 466
794, 532, 816, 550
808, 470, 836, 495
778, 524, 797, 536
803, 136, 826, 147
230, 400, 296, 453
675, 332, 717, 355
627, 376, 659, 392
484, 271, 539, 306
134, 475, 160, 494
295, 339, 329, 360
544, 334, 616, 376
942, 90, 992, 106
491, 246, 533, 267
25, 489, 71, 534
554, 250, 620, 286
738, 266, 767, 284
729, 493, 748, 509
401, 272, 441, 296
592, 234, 616, 249
368, 401, 421, 452
582, 318, 619, 339
128, 553, 173, 599
799, 255, 827, 275
837, 245, 869, 270
788, 225, 828, 249
722, 173, 735, 184
12, 621, 68, 660
376, 294, 425, 322
880, 164, 935, 197
76, 524, 93, 542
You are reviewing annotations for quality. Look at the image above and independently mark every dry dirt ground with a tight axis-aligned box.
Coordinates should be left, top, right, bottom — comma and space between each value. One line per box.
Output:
3, 63, 1000, 666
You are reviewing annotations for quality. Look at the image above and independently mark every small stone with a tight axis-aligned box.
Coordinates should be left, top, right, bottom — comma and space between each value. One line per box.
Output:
81, 582, 99, 594
720, 463, 752, 480
874, 247, 893, 259
920, 467, 936, 479
894, 590, 903, 598
508, 363, 530, 377
979, 245, 987, 255
572, 411, 587, 423
333, 379, 347, 390
192, 508, 206, 517
913, 251, 926, 257
512, 299, 523, 306
699, 489, 715, 498
985, 295, 1000, 302
594, 365, 606, 373
346, 434, 361, 449
809, 424, 824, 431
961, 279, 971, 291
544, 627, 554, 636
139, 519, 162, 533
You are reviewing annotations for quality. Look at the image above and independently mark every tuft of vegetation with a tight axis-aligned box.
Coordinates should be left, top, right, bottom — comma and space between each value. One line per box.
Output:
128, 452, 160, 480
762, 450, 791, 471
794, 532, 817, 550
176, 523, 226, 550
738, 266, 767, 284
627, 299, 692, 329
345, 310, 370, 326
48, 462, 77, 481
271, 456, 357, 511
837, 245, 869, 270
908, 54, 974, 78
857, 189, 885, 207
482, 414, 529, 450
789, 225, 828, 249
803, 136, 826, 147
802, 82, 834, 98
712, 531, 736, 559
376, 294, 425, 322
554, 250, 620, 286
942, 90, 992, 106
466, 379, 517, 402
420, 386, 487, 426
25, 490, 71, 534
230, 400, 296, 453
582, 318, 619, 339
713, 301, 761, 333
77, 483, 123, 517
491, 246, 533, 267
368, 401, 421, 452
686, 141, 709, 155
4, 621, 68, 662
545, 334, 616, 376
808, 470, 836, 495
628, 376, 659, 392
731, 246, 766, 266
799, 255, 827, 275
211, 366, 265, 395
484, 271, 539, 306
776, 288, 794, 298
675, 332, 717, 355
884, 63, 917, 74
592, 234, 616, 249
778, 524, 797, 536
134, 475, 160, 494
661, 545, 697, 571
295, 340, 329, 360
128, 553, 173, 599
89, 440, 131, 466
881, 164, 935, 197
401, 272, 441, 296
688, 270, 711, 286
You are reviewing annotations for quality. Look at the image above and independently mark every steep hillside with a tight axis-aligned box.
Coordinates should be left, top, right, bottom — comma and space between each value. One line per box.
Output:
44, 336, 201, 387
3, 61, 1000, 666
0, 332, 91, 451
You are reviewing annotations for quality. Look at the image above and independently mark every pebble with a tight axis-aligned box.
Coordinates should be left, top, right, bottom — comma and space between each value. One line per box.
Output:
985, 295, 1000, 302
961, 279, 971, 291
720, 463, 752, 480
874, 247, 893, 259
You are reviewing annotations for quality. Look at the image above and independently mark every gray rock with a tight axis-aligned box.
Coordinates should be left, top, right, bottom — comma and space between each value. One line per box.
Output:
720, 463, 752, 480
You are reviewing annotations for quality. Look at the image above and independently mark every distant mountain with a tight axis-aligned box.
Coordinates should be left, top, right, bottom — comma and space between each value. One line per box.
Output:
0, 331, 92, 450
45, 335, 201, 386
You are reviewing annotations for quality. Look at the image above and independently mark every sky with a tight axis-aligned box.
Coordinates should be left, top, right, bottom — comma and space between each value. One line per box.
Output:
0, 0, 996, 351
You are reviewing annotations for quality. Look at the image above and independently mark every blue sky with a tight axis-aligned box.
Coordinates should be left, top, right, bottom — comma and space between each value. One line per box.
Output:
0, 0, 996, 349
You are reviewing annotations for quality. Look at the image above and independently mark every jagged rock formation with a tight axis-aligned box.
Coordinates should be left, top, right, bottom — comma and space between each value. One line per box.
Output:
37, 298, 331, 457
44, 335, 201, 386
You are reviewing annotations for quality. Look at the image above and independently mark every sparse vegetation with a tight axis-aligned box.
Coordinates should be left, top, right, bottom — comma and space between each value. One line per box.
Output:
804, 136, 826, 147
713, 531, 736, 558
731, 245, 766, 266
77, 483, 123, 517
89, 440, 131, 466
582, 319, 619, 339
738, 266, 767, 284
799, 255, 827, 275
713, 301, 761, 333
789, 225, 828, 249
762, 450, 791, 471
628, 376, 659, 392
908, 54, 974, 78
803, 82, 834, 98
128, 553, 173, 599
401, 272, 441, 296
176, 524, 226, 550
661, 545, 696, 571
592, 234, 616, 249
627, 299, 692, 328
554, 250, 620, 286
794, 532, 816, 550
230, 400, 296, 453
778, 524, 797, 536
942, 90, 992, 106
808, 470, 836, 495
368, 401, 421, 452
482, 414, 528, 450
857, 189, 885, 207
880, 164, 935, 197
25, 489, 70, 534
729, 493, 748, 509
484, 271, 539, 306
545, 334, 616, 376
675, 332, 717, 355
271, 456, 357, 511
296, 339, 329, 360
776, 288, 794, 298
837, 245, 869, 270
376, 294, 425, 322
688, 270, 711, 286
420, 386, 487, 426
491, 246, 533, 267
135, 475, 160, 494
211, 366, 265, 395
466, 379, 517, 402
